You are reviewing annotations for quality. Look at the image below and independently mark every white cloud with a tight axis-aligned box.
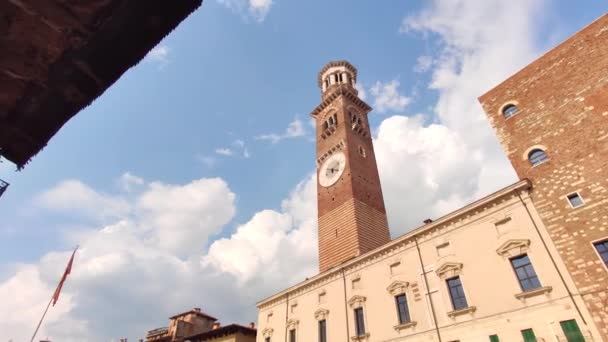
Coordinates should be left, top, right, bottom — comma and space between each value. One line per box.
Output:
136, 178, 236, 255
374, 115, 479, 233
354, 83, 367, 101
370, 80, 412, 113
216, 0, 273, 22
1, 175, 240, 341
255, 117, 307, 143
145, 44, 170, 69
204, 174, 317, 284
0, 265, 79, 342
119, 172, 144, 192
414, 55, 434, 73
215, 148, 234, 156
393, 0, 545, 200
214, 140, 250, 158
35, 180, 131, 221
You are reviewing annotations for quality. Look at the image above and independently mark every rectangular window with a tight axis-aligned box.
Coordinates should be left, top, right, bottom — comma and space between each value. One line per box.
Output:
510, 254, 542, 291
567, 192, 585, 208
265, 338, 270, 342
489, 335, 499, 342
390, 262, 401, 275
354, 307, 366, 336
447, 277, 468, 310
289, 329, 296, 342
521, 328, 537, 342
318, 292, 326, 304
560, 319, 585, 342
319, 319, 327, 342
594, 240, 608, 267
395, 294, 411, 324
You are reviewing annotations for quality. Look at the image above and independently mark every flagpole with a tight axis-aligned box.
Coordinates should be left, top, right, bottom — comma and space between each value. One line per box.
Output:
30, 296, 54, 342
30, 246, 78, 342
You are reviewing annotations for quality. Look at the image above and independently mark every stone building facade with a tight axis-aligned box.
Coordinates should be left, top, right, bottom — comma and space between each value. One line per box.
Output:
257, 180, 601, 341
256, 13, 607, 342
479, 13, 608, 340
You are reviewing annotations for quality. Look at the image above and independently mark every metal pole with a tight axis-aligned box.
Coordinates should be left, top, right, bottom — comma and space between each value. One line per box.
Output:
30, 296, 54, 342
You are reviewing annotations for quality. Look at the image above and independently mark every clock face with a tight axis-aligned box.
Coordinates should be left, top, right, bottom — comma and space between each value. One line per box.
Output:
319, 152, 346, 187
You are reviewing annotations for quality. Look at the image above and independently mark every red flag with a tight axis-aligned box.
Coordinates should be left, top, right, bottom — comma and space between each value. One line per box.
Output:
52, 247, 78, 306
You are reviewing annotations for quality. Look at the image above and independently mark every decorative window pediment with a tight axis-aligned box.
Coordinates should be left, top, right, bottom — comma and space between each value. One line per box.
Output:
286, 319, 299, 330
386, 281, 409, 296
348, 295, 367, 308
314, 308, 330, 321
435, 262, 463, 279
496, 239, 531, 258
262, 328, 274, 338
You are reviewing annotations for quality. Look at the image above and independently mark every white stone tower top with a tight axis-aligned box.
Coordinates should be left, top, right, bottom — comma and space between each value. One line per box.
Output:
317, 60, 358, 94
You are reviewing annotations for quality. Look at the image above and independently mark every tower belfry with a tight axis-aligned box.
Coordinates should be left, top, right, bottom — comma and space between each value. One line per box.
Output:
311, 61, 391, 272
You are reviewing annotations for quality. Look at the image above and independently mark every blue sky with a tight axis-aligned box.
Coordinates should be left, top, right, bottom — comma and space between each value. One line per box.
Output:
1, 0, 606, 340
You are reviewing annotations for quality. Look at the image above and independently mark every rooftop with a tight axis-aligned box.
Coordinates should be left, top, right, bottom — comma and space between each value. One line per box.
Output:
169, 308, 217, 321
184, 324, 256, 341
0, 0, 202, 169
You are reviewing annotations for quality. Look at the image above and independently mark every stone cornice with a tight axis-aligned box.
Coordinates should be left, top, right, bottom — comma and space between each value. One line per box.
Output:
318, 60, 358, 88
310, 86, 372, 117
314, 308, 330, 320
386, 281, 409, 296
436, 262, 463, 279
347, 295, 367, 307
496, 239, 531, 257
257, 179, 531, 309
447, 306, 477, 317
515, 286, 553, 300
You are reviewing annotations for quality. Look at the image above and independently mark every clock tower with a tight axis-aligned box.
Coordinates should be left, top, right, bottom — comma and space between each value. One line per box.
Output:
312, 61, 391, 272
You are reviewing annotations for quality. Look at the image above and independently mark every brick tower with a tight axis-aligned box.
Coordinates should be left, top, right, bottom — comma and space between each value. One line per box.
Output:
479, 15, 608, 339
311, 61, 391, 273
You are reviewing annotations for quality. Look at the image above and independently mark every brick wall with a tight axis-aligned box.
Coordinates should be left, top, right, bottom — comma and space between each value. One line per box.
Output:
479, 14, 608, 339
315, 81, 390, 272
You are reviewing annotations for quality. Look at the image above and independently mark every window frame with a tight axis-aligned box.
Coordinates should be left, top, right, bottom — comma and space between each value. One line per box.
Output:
593, 238, 608, 270
528, 149, 549, 167
446, 276, 469, 311
318, 319, 327, 342
395, 293, 411, 324
521, 328, 537, 342
354, 307, 366, 337
502, 103, 519, 119
289, 329, 296, 342
510, 254, 542, 292
566, 192, 585, 208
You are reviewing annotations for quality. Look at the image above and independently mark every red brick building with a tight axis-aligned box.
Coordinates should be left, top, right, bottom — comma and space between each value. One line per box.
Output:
479, 13, 608, 340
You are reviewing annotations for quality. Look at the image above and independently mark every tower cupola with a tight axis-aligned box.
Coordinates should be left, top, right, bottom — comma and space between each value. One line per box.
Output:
318, 60, 359, 99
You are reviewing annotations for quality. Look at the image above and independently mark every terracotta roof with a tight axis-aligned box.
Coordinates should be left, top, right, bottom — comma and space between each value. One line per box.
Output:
0, 0, 202, 169
169, 309, 217, 321
184, 324, 256, 341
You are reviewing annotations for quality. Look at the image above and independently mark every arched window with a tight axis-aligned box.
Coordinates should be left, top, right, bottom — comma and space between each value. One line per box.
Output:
528, 149, 548, 166
502, 104, 518, 118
